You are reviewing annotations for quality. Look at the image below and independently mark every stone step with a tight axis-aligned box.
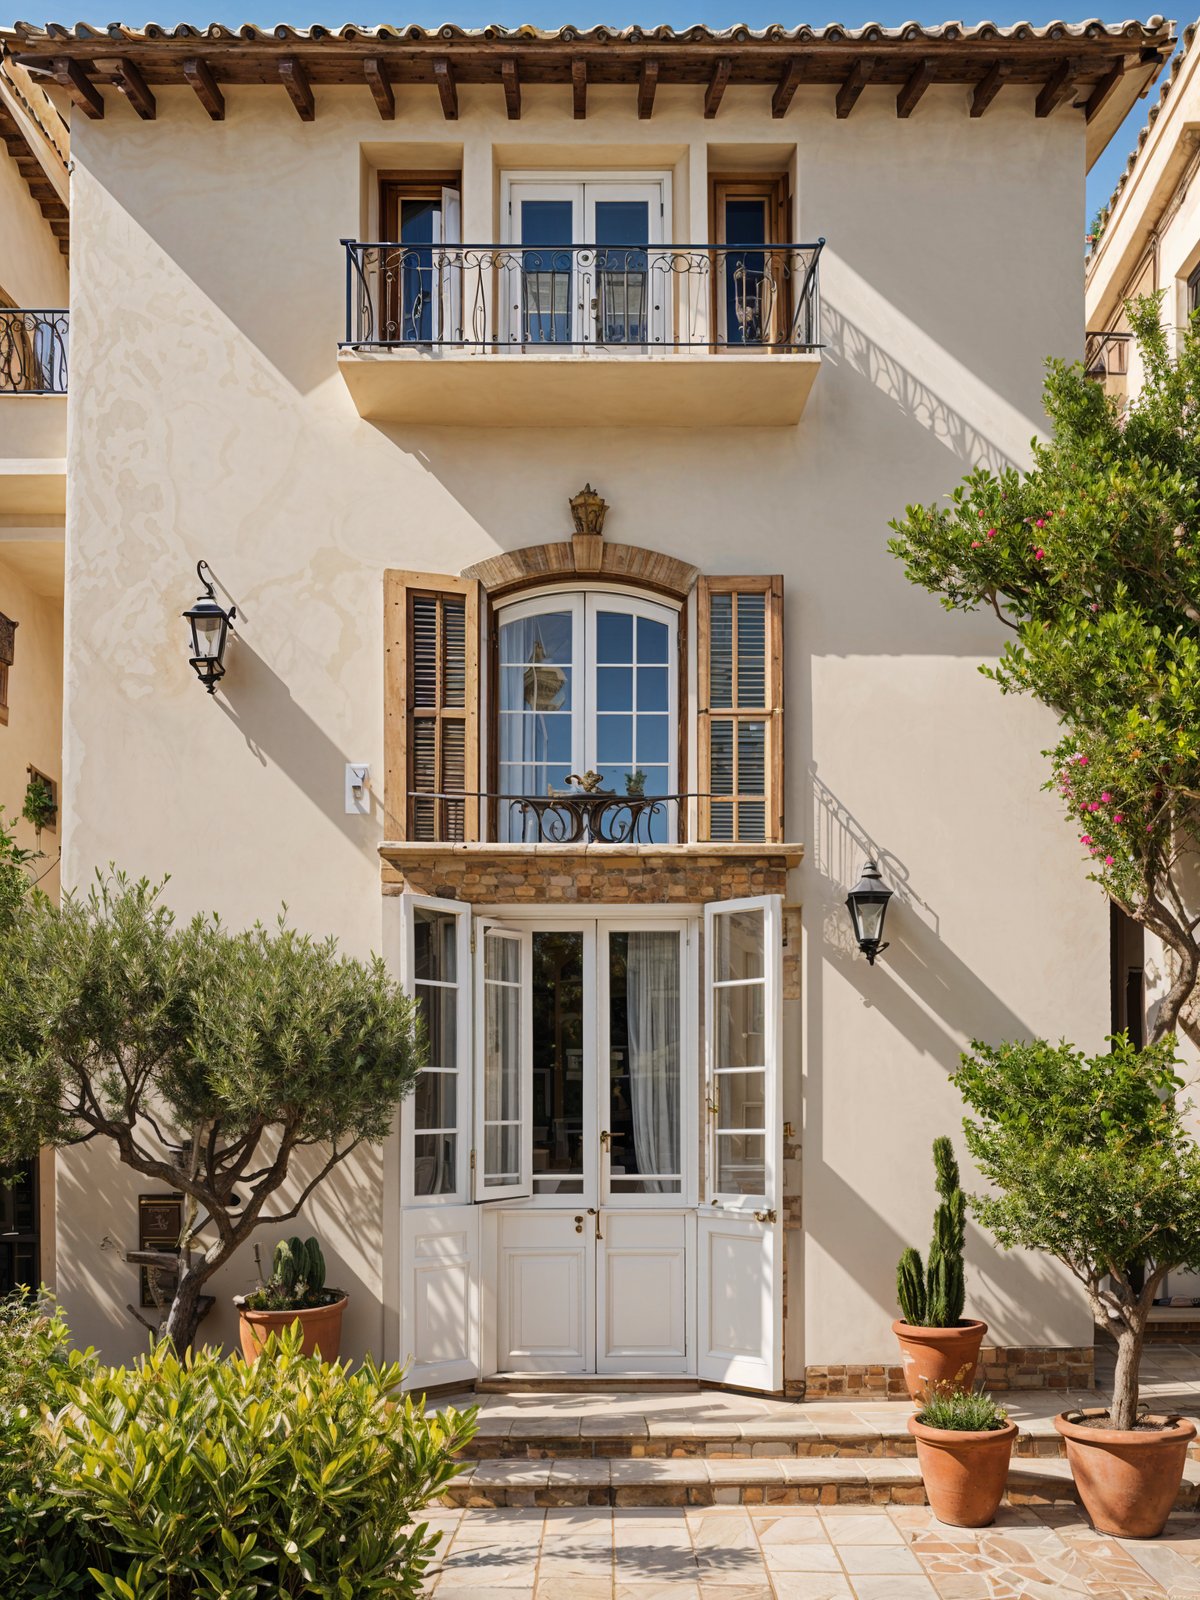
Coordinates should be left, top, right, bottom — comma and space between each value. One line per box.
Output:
440, 1454, 1200, 1511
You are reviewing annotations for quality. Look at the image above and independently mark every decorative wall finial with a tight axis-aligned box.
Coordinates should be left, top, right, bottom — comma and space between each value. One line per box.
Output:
569, 483, 608, 539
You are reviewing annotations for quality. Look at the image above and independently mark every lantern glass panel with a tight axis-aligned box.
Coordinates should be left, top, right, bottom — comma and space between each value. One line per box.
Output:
190, 610, 224, 660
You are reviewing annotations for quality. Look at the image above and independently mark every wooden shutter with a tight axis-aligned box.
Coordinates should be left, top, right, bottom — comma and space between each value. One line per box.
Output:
384, 571, 480, 841
697, 576, 783, 843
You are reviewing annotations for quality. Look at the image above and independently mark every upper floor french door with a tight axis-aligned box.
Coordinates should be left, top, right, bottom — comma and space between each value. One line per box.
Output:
504, 175, 669, 347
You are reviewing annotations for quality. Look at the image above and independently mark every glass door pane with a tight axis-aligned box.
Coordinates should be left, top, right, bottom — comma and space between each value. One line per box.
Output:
606, 931, 682, 1195
515, 194, 578, 344
402, 894, 471, 1204
722, 197, 772, 347
593, 198, 650, 345
498, 600, 580, 840
531, 929, 592, 1195
477, 927, 530, 1200
398, 197, 441, 343
586, 594, 676, 842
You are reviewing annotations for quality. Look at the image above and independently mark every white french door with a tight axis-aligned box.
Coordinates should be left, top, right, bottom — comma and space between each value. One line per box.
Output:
698, 895, 784, 1391
504, 175, 669, 347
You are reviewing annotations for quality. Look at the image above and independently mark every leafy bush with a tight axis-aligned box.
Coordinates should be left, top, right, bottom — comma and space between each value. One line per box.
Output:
0, 1291, 94, 1598
916, 1387, 1009, 1433
896, 1136, 967, 1327
43, 1331, 476, 1600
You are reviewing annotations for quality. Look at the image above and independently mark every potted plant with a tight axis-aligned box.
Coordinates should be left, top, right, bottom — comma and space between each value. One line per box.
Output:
954, 1034, 1200, 1539
893, 1137, 987, 1401
909, 1388, 1017, 1527
235, 1235, 348, 1362
624, 770, 647, 799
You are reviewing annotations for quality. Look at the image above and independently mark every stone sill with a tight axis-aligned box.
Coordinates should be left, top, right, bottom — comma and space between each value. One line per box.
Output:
381, 840, 803, 868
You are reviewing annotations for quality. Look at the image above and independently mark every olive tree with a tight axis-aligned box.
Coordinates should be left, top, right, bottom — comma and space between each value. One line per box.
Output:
954, 1034, 1200, 1429
0, 874, 425, 1349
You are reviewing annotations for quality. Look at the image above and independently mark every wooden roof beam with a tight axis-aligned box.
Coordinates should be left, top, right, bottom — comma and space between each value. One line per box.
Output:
772, 58, 802, 118
1036, 59, 1075, 118
53, 56, 103, 119
363, 57, 394, 119
1085, 57, 1125, 123
835, 56, 873, 119
183, 56, 225, 120
896, 57, 933, 117
502, 55, 520, 119
95, 55, 155, 119
279, 56, 314, 120
572, 56, 586, 119
970, 61, 1007, 117
434, 56, 457, 120
704, 55, 731, 119
638, 58, 658, 120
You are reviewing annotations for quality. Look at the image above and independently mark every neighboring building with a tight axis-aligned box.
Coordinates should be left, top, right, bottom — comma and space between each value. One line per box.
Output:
0, 53, 67, 1298
0, 18, 1173, 1393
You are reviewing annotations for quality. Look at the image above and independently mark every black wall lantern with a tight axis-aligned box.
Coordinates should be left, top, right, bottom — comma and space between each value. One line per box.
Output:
846, 860, 893, 965
183, 561, 236, 695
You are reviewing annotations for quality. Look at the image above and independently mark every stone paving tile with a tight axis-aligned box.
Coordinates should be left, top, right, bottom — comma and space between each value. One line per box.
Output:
423, 1502, 1200, 1598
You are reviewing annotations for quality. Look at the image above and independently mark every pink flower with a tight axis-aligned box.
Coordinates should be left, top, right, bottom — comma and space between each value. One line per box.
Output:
1100, 792, 1111, 803
1089, 802, 1100, 812
1079, 755, 1089, 765
1091, 602, 1100, 611
987, 528, 997, 538
1105, 856, 1115, 866
1080, 835, 1093, 845
1034, 548, 1046, 561
1147, 823, 1154, 832
971, 540, 982, 548
1114, 813, 1124, 823
1035, 518, 1046, 529
978, 509, 986, 519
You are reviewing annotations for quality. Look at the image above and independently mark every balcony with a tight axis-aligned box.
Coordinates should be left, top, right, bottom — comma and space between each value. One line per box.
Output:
338, 241, 824, 428
0, 310, 67, 514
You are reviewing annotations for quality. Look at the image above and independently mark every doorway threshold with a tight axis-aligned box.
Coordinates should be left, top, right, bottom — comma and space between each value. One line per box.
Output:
479, 1375, 702, 1393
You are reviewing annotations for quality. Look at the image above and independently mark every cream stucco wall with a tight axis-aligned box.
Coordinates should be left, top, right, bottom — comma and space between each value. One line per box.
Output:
59, 78, 1100, 1367
0, 141, 67, 310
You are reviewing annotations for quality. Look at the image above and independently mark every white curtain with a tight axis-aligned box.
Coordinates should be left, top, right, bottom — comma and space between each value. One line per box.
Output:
627, 931, 680, 1193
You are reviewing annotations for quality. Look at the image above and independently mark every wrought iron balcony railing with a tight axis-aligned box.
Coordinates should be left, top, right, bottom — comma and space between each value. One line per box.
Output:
343, 240, 823, 352
407, 790, 770, 846
0, 310, 68, 395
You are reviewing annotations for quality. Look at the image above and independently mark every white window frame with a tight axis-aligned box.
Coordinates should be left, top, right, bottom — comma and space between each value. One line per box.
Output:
399, 891, 473, 1208
474, 921, 533, 1202
703, 894, 783, 1213
495, 589, 680, 835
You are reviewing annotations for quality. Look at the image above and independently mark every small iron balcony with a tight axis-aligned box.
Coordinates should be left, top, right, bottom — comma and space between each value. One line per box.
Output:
407, 790, 773, 847
338, 241, 824, 427
0, 310, 68, 395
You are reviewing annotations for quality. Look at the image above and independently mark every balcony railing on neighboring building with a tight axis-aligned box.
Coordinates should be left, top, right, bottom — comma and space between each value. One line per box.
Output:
1084, 329, 1131, 382
343, 241, 824, 352
406, 790, 771, 847
0, 310, 68, 395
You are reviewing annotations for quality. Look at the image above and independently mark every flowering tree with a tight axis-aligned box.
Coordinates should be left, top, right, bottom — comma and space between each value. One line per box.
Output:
889, 296, 1200, 1046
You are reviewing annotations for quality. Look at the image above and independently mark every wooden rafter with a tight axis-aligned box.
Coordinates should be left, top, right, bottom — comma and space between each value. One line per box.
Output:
53, 56, 103, 119
1085, 58, 1125, 123
1035, 59, 1074, 118
182, 56, 224, 119
0, 99, 68, 252
970, 61, 1006, 117
572, 56, 586, 118
433, 56, 457, 120
771, 58, 802, 118
363, 57, 394, 119
835, 56, 873, 119
279, 56, 314, 120
704, 56, 731, 119
637, 58, 658, 120
501, 55, 520, 119
100, 56, 156, 119
896, 57, 932, 117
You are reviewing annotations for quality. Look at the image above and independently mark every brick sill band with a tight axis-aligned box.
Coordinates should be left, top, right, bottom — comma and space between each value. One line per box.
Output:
380, 840, 804, 903
801, 1346, 1096, 1400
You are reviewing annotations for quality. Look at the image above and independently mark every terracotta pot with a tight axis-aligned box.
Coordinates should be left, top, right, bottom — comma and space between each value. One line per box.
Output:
908, 1414, 1018, 1528
892, 1319, 988, 1402
236, 1294, 348, 1363
1054, 1411, 1197, 1538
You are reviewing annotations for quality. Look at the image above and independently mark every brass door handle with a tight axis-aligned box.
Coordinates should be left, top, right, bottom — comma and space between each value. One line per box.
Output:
588, 1206, 602, 1241
600, 1129, 611, 1152
754, 1208, 778, 1225
574, 1214, 585, 1234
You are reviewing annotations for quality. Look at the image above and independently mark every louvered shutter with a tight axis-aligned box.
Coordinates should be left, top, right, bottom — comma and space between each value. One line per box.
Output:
385, 571, 480, 841
697, 576, 784, 844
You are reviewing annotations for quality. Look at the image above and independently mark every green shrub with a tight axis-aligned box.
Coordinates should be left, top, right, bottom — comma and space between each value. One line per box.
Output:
43, 1330, 476, 1600
0, 1290, 94, 1598
896, 1136, 967, 1327
916, 1388, 1009, 1433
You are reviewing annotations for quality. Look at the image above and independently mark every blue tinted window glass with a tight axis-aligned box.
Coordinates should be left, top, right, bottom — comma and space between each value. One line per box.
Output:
596, 611, 633, 663
725, 198, 768, 246
597, 715, 633, 764
724, 198, 770, 347
499, 612, 573, 666
597, 666, 633, 712
400, 199, 438, 244
636, 667, 668, 712
594, 201, 650, 246
397, 198, 440, 342
635, 716, 669, 765
637, 616, 669, 664
522, 200, 573, 246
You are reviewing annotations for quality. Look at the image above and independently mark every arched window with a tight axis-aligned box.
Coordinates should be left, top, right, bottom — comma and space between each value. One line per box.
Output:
496, 590, 679, 840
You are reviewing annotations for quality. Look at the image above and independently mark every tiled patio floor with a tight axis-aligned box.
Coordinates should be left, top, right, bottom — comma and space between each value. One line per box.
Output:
419, 1503, 1200, 1599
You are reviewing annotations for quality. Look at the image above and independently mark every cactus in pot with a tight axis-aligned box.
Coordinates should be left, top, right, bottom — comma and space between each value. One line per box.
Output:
236, 1233, 347, 1363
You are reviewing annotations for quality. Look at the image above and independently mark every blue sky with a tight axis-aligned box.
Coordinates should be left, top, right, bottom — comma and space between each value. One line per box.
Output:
5, 1, 1172, 220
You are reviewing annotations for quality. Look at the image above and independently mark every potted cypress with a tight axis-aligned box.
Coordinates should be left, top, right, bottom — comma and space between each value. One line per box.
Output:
893, 1137, 987, 1401
954, 1035, 1200, 1539
909, 1390, 1018, 1527
235, 1235, 348, 1362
